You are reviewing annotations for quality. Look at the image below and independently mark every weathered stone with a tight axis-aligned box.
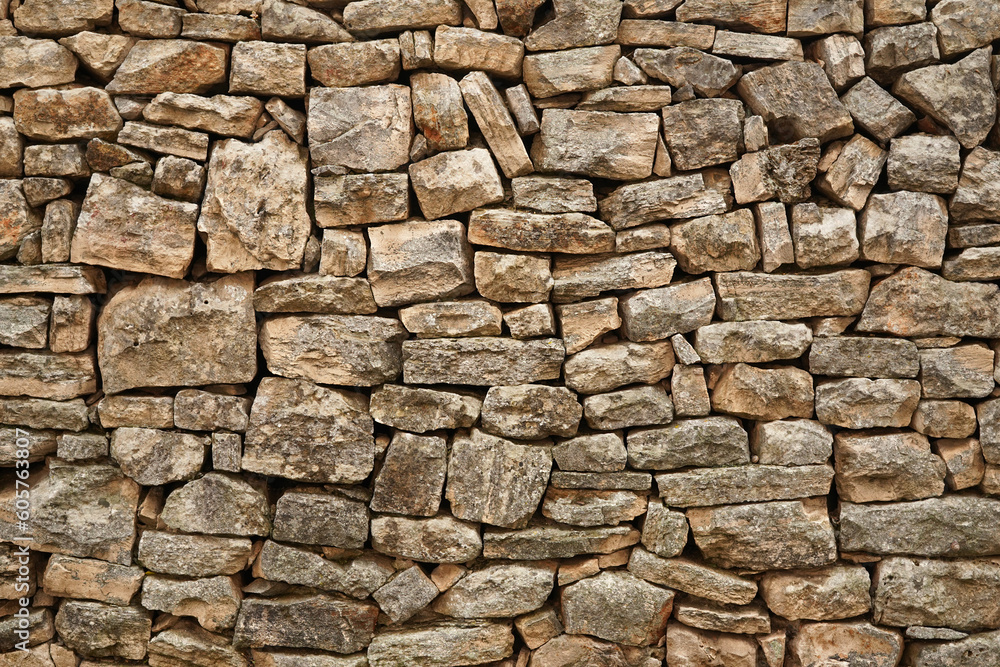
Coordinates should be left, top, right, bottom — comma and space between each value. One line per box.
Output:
661, 99, 743, 171
672, 364, 711, 417
936, 437, 986, 490
504, 304, 556, 339
761, 565, 871, 622
116, 118, 208, 160
712, 30, 803, 61
70, 174, 197, 279
816, 137, 886, 213
12, 87, 120, 143
840, 77, 915, 143
307, 85, 412, 172
553, 432, 627, 473
0, 181, 41, 262
561, 571, 672, 646
483, 524, 639, 560
835, 430, 945, 502
694, 322, 811, 365
42, 554, 143, 606
600, 174, 727, 230
0, 36, 77, 88
138, 532, 253, 577
147, 622, 250, 667
410, 149, 502, 221
272, 491, 368, 549
313, 174, 409, 229
256, 542, 392, 601
161, 472, 271, 537
481, 385, 581, 439
308, 40, 400, 88
838, 496, 1000, 556
399, 300, 502, 338
858, 267, 1000, 337
370, 431, 446, 517
815, 378, 920, 429
657, 464, 833, 507
0, 296, 48, 349
55, 601, 150, 660
228, 41, 306, 97
887, 134, 960, 194
738, 61, 854, 143
523, 0, 621, 50
942, 247, 1000, 282
665, 623, 756, 667
142, 574, 241, 632
233, 595, 378, 653
731, 139, 821, 206
618, 279, 712, 344
628, 416, 749, 470
459, 71, 532, 178
542, 487, 646, 526
789, 622, 903, 667
812, 33, 866, 92
97, 394, 172, 429
117, 0, 184, 38
712, 364, 813, 421
577, 85, 673, 112
904, 629, 1000, 667
531, 109, 658, 180
563, 341, 674, 395
633, 47, 740, 97
511, 177, 595, 214
404, 73, 469, 154
369, 384, 480, 434
919, 345, 995, 398
474, 252, 552, 304
403, 337, 564, 386
434, 26, 523, 79
97, 273, 255, 393
0, 348, 96, 401
523, 45, 618, 98
857, 191, 948, 268
434, 562, 555, 618
371, 515, 482, 563
952, 147, 1000, 222
673, 599, 770, 635
639, 499, 688, 558
688, 498, 838, 570
320, 230, 366, 278
810, 337, 919, 380
143, 93, 262, 139
674, 0, 784, 32
253, 275, 376, 316
367, 621, 513, 667
894, 48, 996, 149
715, 270, 870, 321
669, 209, 759, 274
342, 0, 462, 33
107, 40, 227, 94
583, 384, 672, 431
151, 156, 206, 202
912, 400, 977, 439
553, 253, 677, 306
110, 427, 207, 486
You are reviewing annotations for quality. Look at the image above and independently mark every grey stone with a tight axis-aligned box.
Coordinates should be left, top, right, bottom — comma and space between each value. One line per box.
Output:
628, 416, 749, 470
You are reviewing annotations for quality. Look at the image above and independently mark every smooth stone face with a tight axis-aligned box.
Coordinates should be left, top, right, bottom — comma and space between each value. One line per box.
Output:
564, 341, 674, 395
160, 472, 271, 537
839, 496, 1000, 556
446, 428, 552, 529
307, 85, 412, 172
369, 384, 480, 433
243, 377, 373, 484
71, 174, 197, 278
403, 337, 565, 386
687, 498, 838, 570
370, 431, 447, 516
531, 109, 660, 180
233, 595, 379, 653
433, 562, 556, 618
107, 40, 228, 94
370, 515, 482, 563
761, 565, 872, 622
97, 273, 257, 394
873, 557, 1000, 631
110, 427, 207, 486
272, 491, 369, 549
695, 322, 812, 364
789, 622, 903, 667
366, 621, 513, 667
561, 571, 674, 646
628, 416, 750, 470
815, 378, 921, 429
656, 464, 833, 507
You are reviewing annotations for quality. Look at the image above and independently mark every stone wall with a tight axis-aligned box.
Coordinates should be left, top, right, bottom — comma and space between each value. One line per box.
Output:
1, 0, 1000, 664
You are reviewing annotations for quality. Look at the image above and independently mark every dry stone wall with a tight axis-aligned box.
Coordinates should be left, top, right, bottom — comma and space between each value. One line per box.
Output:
1, 0, 1000, 664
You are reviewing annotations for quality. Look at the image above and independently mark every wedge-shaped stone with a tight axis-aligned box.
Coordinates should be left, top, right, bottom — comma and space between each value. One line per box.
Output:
138, 531, 253, 577
0, 36, 77, 88
712, 364, 814, 421
809, 337, 919, 378
367, 621, 513, 667
459, 71, 532, 178
483, 524, 639, 560
761, 565, 871, 621
0, 349, 96, 401
55, 600, 150, 660
0, 264, 105, 295
469, 209, 615, 255
242, 376, 372, 484
894, 48, 996, 149
403, 337, 564, 386
370, 515, 482, 563
198, 132, 309, 273
564, 341, 674, 395
70, 174, 196, 279
715, 270, 871, 321
434, 562, 555, 618
13, 87, 120, 142
161, 472, 271, 537
0, 181, 42, 262
446, 428, 551, 528
919, 345, 995, 398
815, 378, 920, 429
661, 99, 743, 171
789, 623, 902, 667
553, 252, 676, 303
628, 416, 749, 470
369, 384, 480, 433
657, 464, 833, 507
119, 119, 209, 160
618, 279, 713, 342
371, 432, 447, 517
633, 47, 740, 97
342, 0, 463, 33
97, 274, 256, 394
562, 571, 673, 647
738, 61, 854, 143
110, 427, 207, 486
542, 488, 646, 526
815, 136, 885, 212
523, 45, 618, 98
367, 219, 474, 307
670, 209, 760, 274
233, 595, 378, 652
307, 85, 412, 172
873, 557, 1000, 631
577, 85, 674, 112
688, 498, 838, 570
839, 496, 1000, 556
835, 431, 945, 502
672, 600, 770, 635
695, 322, 811, 364
0, 461, 138, 565
531, 109, 659, 180
730, 139, 820, 205
107, 39, 227, 94
629, 549, 757, 605
951, 147, 1000, 222
410, 149, 502, 220
143, 93, 262, 138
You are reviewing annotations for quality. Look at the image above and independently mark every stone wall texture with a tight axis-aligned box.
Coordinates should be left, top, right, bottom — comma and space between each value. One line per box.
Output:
2, 0, 1000, 665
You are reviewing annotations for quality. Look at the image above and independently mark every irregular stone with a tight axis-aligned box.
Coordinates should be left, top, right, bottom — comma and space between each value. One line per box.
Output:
433, 562, 555, 618
838, 496, 1000, 556
657, 464, 832, 507
673, 600, 770, 634
731, 140, 821, 206
320, 230, 366, 278
633, 47, 740, 97
341, 0, 462, 33
97, 394, 172, 429
561, 571, 673, 646
523, 45, 618, 98
256, 542, 392, 601
694, 322, 811, 364
370, 565, 438, 623
618, 279, 713, 342
905, 629, 1000, 666
553, 432, 627, 472
564, 341, 674, 395
671, 364, 711, 417
160, 472, 271, 537
688, 498, 838, 570
912, 400, 977, 438
674, 0, 785, 32
369, 384, 480, 433
919, 345, 995, 398
181, 12, 261, 42
556, 298, 620, 355
366, 621, 513, 667
712, 30, 803, 61
228, 41, 306, 97
835, 430, 945, 502
110, 427, 206, 486
233, 595, 378, 652
815, 136, 886, 212
307, 40, 400, 88
553, 252, 677, 304
542, 487, 646, 526
370, 432, 446, 517
272, 491, 368, 549
434, 26, 523, 79
512, 176, 595, 214
117, 0, 184, 38
661, 99, 743, 171
549, 470, 651, 490
143, 93, 262, 138
42, 554, 143, 606
887, 134, 960, 194
151, 155, 206, 202
0, 296, 48, 349
715, 269, 870, 321
761, 565, 871, 621
894, 48, 996, 149
148, 622, 250, 667
107, 39, 227, 94
504, 304, 556, 339
481, 385, 581, 439
577, 85, 673, 112
252, 275, 376, 315
840, 77, 915, 143
530, 109, 659, 180
0, 180, 42, 262
482, 524, 639, 560
54, 601, 150, 660
942, 247, 1000, 282
402, 337, 564, 386
711, 364, 813, 421
0, 36, 77, 88
583, 385, 672, 430
811, 34, 865, 92
665, 623, 756, 667
0, 348, 96, 401
142, 574, 240, 632
261, 0, 354, 43
474, 252, 553, 304
407, 72, 469, 153
951, 147, 1000, 222
669, 209, 759, 274
523, 0, 621, 50
399, 300, 501, 337
750, 420, 832, 468
937, 437, 986, 489
628, 416, 749, 470
858, 191, 948, 268
307, 85, 411, 172
410, 149, 502, 221
459, 71, 532, 178
789, 622, 902, 667
640, 499, 688, 557
815, 378, 920, 429
138, 531, 252, 577
314, 174, 408, 229
12, 0, 113, 36
12, 87, 120, 142
370, 515, 482, 563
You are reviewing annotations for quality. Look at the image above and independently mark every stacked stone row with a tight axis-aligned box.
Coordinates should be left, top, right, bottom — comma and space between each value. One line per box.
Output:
2, 0, 1000, 665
